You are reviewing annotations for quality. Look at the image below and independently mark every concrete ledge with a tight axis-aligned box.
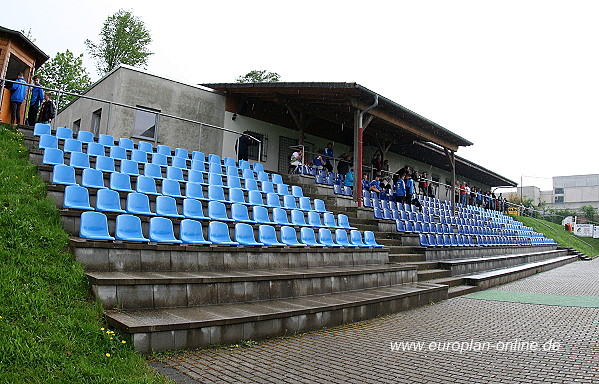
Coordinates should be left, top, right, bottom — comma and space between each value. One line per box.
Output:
438, 250, 569, 275
106, 282, 448, 353
424, 245, 558, 261
71, 239, 390, 272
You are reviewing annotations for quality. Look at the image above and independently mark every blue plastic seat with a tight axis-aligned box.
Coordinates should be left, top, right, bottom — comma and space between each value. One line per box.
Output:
265, 193, 281, 208
126, 192, 155, 215
261, 181, 275, 194
43, 148, 64, 166
115, 214, 149, 242
283, 195, 298, 210
208, 173, 223, 186
192, 151, 206, 162
238, 159, 250, 169
79, 211, 114, 240
52, 164, 77, 185
317, 228, 342, 247
175, 148, 189, 160
208, 201, 233, 221
166, 166, 184, 182
209, 221, 238, 245
156, 195, 184, 218
280, 226, 305, 247
300, 227, 325, 247
334, 229, 355, 247
337, 214, 356, 229
208, 154, 221, 164
63, 138, 82, 153
188, 170, 206, 185
56, 127, 73, 140
290, 210, 308, 226
96, 188, 125, 213
151, 153, 168, 167
428, 234, 438, 247
39, 134, 58, 150
183, 198, 208, 219
86, 142, 105, 157
226, 176, 242, 189
323, 212, 341, 228
229, 188, 248, 205
82, 168, 106, 189
362, 190, 373, 208
257, 172, 269, 182
120, 159, 140, 176
419, 234, 430, 247
252, 162, 264, 173
350, 230, 369, 247
180, 219, 211, 244
63, 185, 93, 210
118, 137, 134, 151
253, 206, 273, 224
396, 220, 407, 233
77, 131, 94, 143
314, 173, 326, 185
208, 185, 231, 203
185, 182, 208, 201
307, 211, 325, 227
248, 190, 265, 206
333, 184, 343, 195
109, 146, 127, 160
291, 185, 304, 198
144, 163, 164, 179
258, 225, 284, 246
136, 175, 159, 195
191, 160, 206, 172
270, 173, 282, 184
276, 184, 290, 196
157, 144, 172, 157
364, 231, 383, 247
69, 151, 90, 169
225, 166, 240, 178
131, 149, 148, 163
95, 156, 115, 173
33, 123, 51, 136
272, 207, 291, 225
171, 156, 188, 169
137, 141, 153, 153
235, 223, 263, 246
223, 157, 236, 167
149, 217, 182, 243
243, 178, 259, 191
161, 179, 184, 198
242, 169, 255, 180
231, 203, 255, 223
313, 199, 328, 213
110, 172, 134, 192
297, 197, 313, 212
98, 134, 114, 147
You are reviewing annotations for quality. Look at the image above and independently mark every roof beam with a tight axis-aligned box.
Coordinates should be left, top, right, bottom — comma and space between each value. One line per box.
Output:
351, 99, 459, 152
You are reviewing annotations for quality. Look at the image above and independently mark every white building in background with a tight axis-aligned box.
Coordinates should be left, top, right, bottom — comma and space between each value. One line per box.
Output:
521, 174, 599, 210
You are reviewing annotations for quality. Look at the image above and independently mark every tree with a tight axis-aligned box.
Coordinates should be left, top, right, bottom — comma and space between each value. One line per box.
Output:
579, 205, 597, 223
19, 28, 35, 42
36, 50, 92, 105
85, 9, 152, 75
236, 70, 281, 83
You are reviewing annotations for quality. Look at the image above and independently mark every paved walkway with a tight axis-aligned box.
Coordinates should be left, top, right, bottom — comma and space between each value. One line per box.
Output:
151, 260, 599, 384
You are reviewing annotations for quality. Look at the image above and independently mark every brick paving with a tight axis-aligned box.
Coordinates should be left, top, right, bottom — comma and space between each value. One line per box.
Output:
151, 260, 599, 383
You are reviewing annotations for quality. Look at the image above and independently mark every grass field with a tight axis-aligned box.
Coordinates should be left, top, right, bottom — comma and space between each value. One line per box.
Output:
0, 125, 169, 383
513, 215, 598, 257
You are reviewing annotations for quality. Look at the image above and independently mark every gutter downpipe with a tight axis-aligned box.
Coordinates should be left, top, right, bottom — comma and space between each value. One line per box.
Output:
356, 94, 379, 207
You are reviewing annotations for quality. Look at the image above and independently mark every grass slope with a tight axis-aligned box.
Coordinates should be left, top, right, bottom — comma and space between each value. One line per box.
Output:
512, 215, 599, 257
0, 125, 169, 383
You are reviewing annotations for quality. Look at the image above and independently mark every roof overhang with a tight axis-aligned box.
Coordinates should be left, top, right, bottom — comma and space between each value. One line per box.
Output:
0, 26, 49, 68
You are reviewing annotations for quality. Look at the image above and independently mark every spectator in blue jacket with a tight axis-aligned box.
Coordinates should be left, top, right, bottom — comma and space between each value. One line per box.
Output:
344, 168, 354, 188
323, 142, 334, 172
10, 73, 27, 125
28, 75, 44, 125
394, 173, 406, 203
361, 174, 370, 192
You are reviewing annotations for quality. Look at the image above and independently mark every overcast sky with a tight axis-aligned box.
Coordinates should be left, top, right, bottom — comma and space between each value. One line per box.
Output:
3, 0, 598, 191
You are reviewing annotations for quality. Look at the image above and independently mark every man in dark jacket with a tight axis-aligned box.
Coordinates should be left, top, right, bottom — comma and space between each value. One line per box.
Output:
28, 75, 44, 126
10, 73, 27, 125
39, 92, 56, 124
236, 132, 254, 161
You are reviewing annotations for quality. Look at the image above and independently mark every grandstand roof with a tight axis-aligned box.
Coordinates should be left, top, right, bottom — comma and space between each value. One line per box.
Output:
203, 82, 473, 152
0, 26, 49, 67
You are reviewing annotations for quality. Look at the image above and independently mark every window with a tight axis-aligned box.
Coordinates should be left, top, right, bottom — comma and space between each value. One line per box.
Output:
133, 106, 159, 140
72, 119, 81, 133
244, 131, 266, 162
554, 196, 564, 203
554, 188, 564, 195
91, 109, 102, 136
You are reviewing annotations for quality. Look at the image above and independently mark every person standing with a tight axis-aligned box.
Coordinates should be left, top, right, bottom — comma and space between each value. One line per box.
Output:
344, 168, 354, 189
236, 132, 254, 162
9, 73, 27, 125
38, 92, 56, 124
323, 142, 334, 173
28, 75, 44, 126
394, 173, 406, 203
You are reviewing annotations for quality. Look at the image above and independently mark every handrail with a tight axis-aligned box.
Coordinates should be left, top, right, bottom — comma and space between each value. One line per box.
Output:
0, 77, 261, 143
521, 211, 558, 233
569, 235, 593, 248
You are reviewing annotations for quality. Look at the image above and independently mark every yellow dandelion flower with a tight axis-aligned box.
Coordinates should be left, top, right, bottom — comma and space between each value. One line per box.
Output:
110, 337, 113, 340
100, 328, 105, 331
105, 353, 111, 357
121, 340, 126, 344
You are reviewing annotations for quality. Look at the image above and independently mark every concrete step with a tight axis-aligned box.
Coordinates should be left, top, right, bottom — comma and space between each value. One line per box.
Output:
425, 276, 466, 288
106, 282, 448, 353
417, 269, 452, 281
463, 255, 578, 290
447, 285, 479, 299
387, 246, 424, 255
88, 265, 418, 309
374, 238, 403, 247
388, 254, 427, 263
397, 261, 439, 270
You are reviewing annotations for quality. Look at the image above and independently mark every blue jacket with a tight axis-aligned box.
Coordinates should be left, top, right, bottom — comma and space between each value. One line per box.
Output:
362, 179, 370, 191
30, 85, 44, 107
370, 180, 381, 190
10, 78, 27, 103
394, 179, 406, 196
405, 179, 415, 195
323, 147, 334, 158
344, 171, 354, 187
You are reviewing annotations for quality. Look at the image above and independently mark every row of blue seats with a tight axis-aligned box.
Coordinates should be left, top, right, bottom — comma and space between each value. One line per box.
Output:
418, 234, 553, 248
64, 186, 354, 228
374, 208, 436, 223
79, 211, 381, 247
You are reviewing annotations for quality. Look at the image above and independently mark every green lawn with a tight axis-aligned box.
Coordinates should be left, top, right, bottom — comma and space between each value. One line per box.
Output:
512, 215, 598, 257
0, 125, 169, 383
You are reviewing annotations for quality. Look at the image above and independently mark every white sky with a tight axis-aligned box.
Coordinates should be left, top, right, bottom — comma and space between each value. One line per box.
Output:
3, 0, 598, 191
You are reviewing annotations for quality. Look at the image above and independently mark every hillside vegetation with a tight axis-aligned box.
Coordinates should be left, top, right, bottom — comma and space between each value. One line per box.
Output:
513, 215, 598, 257
0, 125, 168, 383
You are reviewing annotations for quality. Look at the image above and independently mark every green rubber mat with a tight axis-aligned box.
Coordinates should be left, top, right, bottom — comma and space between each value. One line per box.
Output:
465, 291, 599, 308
